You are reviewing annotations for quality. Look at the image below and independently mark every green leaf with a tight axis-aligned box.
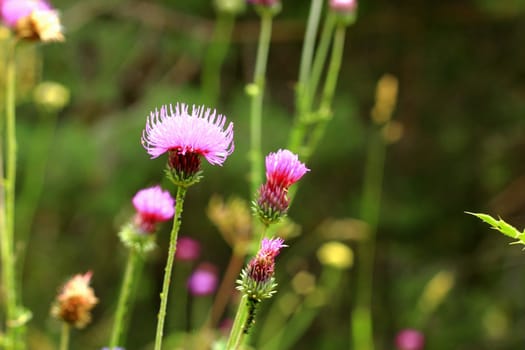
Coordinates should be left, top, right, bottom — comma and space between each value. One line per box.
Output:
465, 212, 521, 239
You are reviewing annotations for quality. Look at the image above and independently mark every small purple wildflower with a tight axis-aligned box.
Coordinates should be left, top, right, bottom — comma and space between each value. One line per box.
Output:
187, 263, 218, 296
175, 236, 201, 262
329, 0, 357, 12
395, 329, 425, 350
142, 103, 234, 166
265, 149, 309, 189
132, 185, 175, 234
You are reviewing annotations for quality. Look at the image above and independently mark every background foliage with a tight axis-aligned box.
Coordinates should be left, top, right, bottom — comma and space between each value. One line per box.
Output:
6, 0, 525, 349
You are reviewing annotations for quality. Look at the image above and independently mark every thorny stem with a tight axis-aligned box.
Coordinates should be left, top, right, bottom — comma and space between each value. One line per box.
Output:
154, 186, 187, 350
225, 294, 250, 350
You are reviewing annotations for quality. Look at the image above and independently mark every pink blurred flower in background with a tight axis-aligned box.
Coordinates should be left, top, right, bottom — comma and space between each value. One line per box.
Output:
395, 329, 425, 350
175, 236, 201, 262
329, 0, 357, 13
187, 263, 218, 296
132, 185, 175, 234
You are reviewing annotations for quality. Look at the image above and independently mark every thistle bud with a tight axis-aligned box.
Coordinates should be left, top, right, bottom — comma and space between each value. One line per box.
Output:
51, 272, 98, 329
237, 238, 286, 301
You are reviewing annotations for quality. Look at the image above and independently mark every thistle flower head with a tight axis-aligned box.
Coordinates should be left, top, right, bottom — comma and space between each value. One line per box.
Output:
51, 272, 98, 329
265, 149, 309, 188
142, 103, 234, 171
0, 0, 64, 42
187, 263, 219, 296
237, 237, 286, 301
132, 185, 175, 234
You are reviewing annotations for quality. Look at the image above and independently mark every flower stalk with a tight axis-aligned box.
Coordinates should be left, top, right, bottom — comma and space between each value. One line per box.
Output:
248, 8, 274, 197
153, 186, 187, 350
2, 38, 20, 350
202, 11, 236, 105
109, 248, 141, 348
59, 323, 70, 350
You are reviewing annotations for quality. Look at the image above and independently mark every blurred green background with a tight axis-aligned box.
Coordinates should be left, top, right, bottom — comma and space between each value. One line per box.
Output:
5, 0, 525, 349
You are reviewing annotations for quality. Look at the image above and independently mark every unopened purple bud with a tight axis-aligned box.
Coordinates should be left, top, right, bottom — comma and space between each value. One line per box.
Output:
187, 263, 218, 296
237, 237, 286, 300
175, 236, 201, 262
255, 182, 290, 225
395, 329, 425, 350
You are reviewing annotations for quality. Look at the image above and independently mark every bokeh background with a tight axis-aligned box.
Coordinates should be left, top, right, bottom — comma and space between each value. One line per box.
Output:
4, 0, 525, 349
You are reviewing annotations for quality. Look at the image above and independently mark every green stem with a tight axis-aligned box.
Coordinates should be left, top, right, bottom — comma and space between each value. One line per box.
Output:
297, 0, 324, 91
109, 248, 141, 348
202, 11, 235, 105
351, 128, 387, 350
59, 323, 70, 350
303, 24, 346, 161
225, 294, 250, 350
2, 39, 19, 350
288, 12, 336, 155
153, 186, 187, 350
17, 109, 58, 294
249, 10, 274, 198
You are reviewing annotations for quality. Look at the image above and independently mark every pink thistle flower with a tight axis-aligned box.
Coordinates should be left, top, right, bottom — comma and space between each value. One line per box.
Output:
132, 185, 175, 234
51, 271, 98, 329
187, 263, 219, 296
258, 237, 286, 259
1, 0, 51, 27
329, 0, 357, 12
1, 0, 64, 42
237, 237, 286, 301
175, 236, 201, 262
265, 149, 309, 189
395, 329, 425, 350
142, 103, 234, 165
